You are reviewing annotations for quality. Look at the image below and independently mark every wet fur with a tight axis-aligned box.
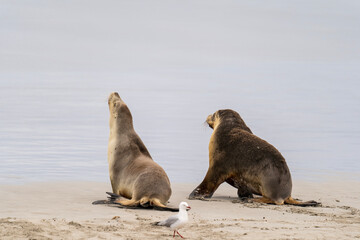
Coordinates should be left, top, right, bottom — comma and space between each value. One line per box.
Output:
189, 109, 319, 207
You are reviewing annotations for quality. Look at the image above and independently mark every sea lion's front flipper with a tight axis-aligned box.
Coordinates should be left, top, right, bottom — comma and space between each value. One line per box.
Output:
236, 185, 254, 199
189, 170, 226, 200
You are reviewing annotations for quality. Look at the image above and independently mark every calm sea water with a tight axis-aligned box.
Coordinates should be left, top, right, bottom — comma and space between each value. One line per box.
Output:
1, 1, 359, 184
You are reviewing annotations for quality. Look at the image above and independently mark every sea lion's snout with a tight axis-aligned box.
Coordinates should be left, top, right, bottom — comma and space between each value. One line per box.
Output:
108, 92, 121, 104
108, 93, 123, 112
206, 114, 215, 129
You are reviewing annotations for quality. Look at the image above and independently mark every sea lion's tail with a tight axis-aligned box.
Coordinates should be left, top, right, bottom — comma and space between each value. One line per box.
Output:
284, 197, 320, 207
92, 192, 179, 212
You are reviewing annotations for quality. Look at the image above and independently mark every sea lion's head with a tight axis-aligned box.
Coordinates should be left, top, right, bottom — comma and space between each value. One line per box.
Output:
206, 110, 234, 129
206, 109, 238, 129
206, 109, 252, 133
108, 92, 133, 129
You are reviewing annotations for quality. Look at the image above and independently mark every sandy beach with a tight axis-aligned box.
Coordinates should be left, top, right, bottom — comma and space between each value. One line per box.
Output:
0, 180, 359, 240
1, 1, 360, 239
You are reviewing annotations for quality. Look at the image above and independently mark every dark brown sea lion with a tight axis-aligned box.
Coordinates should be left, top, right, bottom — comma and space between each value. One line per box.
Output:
103, 92, 172, 208
189, 109, 318, 206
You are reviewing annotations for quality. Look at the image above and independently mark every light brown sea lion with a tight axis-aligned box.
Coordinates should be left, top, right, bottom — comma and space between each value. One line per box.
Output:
106, 92, 172, 208
189, 109, 318, 207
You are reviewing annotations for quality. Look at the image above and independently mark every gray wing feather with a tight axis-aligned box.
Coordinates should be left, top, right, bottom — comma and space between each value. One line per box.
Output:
157, 215, 179, 227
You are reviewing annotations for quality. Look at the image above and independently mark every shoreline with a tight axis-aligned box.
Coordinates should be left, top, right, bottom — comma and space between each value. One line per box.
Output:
0, 180, 359, 239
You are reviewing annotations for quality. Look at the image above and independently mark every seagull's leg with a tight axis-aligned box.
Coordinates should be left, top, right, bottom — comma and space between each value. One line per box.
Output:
176, 231, 185, 239
173, 230, 176, 238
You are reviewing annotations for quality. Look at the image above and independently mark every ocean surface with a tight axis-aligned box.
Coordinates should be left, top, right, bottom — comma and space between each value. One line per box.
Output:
1, 1, 359, 184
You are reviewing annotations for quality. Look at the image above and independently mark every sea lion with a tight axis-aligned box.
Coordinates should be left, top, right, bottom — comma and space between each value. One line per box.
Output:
189, 109, 318, 206
106, 92, 172, 208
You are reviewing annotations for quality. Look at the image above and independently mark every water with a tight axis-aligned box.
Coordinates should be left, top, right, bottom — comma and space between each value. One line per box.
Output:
1, 1, 359, 184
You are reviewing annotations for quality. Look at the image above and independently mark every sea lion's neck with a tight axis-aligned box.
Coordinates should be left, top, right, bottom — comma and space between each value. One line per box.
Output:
109, 122, 134, 137
218, 118, 252, 134
109, 113, 134, 134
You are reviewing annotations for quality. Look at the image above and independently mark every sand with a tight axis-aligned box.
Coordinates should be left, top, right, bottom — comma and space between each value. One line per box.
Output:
0, 180, 359, 240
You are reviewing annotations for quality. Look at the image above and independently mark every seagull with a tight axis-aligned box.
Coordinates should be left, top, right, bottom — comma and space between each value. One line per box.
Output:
154, 202, 191, 238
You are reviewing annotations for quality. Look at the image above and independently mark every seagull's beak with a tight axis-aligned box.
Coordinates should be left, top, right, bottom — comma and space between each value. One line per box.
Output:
186, 206, 191, 211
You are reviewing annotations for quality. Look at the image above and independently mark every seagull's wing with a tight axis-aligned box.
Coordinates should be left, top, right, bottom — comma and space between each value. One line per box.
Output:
157, 215, 179, 227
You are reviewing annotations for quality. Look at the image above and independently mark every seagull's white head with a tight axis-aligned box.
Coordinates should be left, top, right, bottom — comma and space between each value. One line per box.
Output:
179, 202, 191, 211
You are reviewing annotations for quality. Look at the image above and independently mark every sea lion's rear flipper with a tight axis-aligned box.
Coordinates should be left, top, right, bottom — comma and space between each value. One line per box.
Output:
115, 198, 139, 206
251, 197, 276, 204
92, 199, 112, 205
285, 197, 320, 207
92, 192, 179, 212
153, 206, 179, 212
106, 191, 121, 201
92, 192, 122, 205
249, 196, 320, 207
